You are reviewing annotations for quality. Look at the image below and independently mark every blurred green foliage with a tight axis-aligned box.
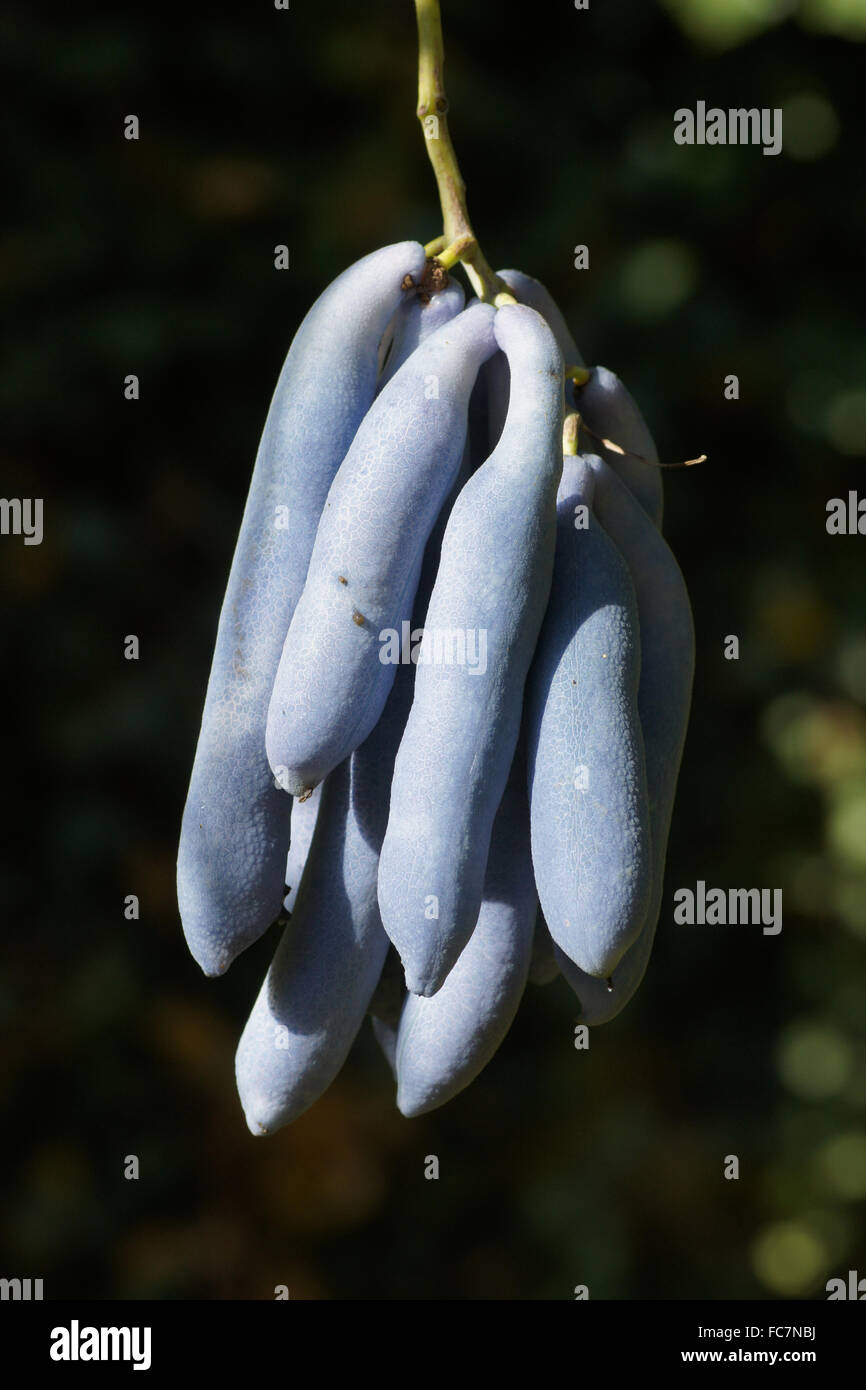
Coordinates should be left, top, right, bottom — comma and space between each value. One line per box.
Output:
1, 0, 864, 1300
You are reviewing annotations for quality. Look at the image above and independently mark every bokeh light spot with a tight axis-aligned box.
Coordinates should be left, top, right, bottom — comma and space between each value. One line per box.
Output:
833, 875, 866, 940
825, 390, 866, 455
816, 1131, 866, 1199
784, 92, 840, 159
617, 240, 698, 319
827, 783, 866, 870
751, 1220, 827, 1294
800, 0, 866, 40
835, 634, 866, 704
777, 1022, 853, 1099
661, 0, 797, 50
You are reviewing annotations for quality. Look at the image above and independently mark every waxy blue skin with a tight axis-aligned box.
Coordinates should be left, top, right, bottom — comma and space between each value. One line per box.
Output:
486, 268, 584, 454
572, 367, 663, 527
368, 949, 404, 1078
177, 241, 427, 977
489, 280, 659, 526
555, 455, 694, 1022
377, 281, 465, 390
279, 284, 466, 920
528, 911, 559, 986
237, 302, 481, 1133
372, 1016, 400, 1076
527, 455, 652, 979
283, 784, 321, 916
235, 690, 400, 1134
497, 269, 584, 369
265, 302, 498, 797
378, 304, 562, 997
394, 745, 536, 1117
366, 345, 483, 1076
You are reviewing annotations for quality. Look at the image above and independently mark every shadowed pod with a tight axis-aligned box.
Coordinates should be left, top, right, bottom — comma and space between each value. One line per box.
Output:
236, 301, 482, 1133
485, 267, 586, 454
392, 739, 537, 1117
177, 241, 427, 978
283, 783, 321, 917
527, 911, 559, 986
377, 278, 466, 391
235, 661, 414, 1134
265, 300, 497, 798
526, 454, 652, 980
378, 302, 563, 997
571, 367, 664, 527
276, 284, 467, 923
554, 454, 694, 1022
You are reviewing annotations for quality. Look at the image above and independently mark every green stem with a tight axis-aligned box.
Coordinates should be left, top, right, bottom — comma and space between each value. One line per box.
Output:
436, 233, 476, 270
414, 0, 506, 303
563, 411, 581, 456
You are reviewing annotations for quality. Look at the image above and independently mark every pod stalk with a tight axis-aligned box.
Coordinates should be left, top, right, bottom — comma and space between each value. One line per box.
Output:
414, 0, 508, 304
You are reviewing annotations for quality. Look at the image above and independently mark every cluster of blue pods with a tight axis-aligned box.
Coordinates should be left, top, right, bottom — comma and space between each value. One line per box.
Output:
177, 241, 694, 1129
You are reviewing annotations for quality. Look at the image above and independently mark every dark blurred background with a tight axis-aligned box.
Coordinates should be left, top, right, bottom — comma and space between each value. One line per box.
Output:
2, 0, 865, 1300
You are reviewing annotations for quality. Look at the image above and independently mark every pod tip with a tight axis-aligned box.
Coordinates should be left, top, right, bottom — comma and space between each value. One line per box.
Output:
396, 1082, 431, 1119
186, 938, 232, 979
403, 968, 441, 999
239, 1091, 277, 1137
201, 958, 229, 979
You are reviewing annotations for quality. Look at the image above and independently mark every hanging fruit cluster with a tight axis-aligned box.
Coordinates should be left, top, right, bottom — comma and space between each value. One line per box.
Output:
177, 2, 696, 1129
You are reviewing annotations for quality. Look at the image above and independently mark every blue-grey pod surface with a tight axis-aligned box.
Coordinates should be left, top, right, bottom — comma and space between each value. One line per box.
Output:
496, 269, 584, 369
265, 301, 498, 797
377, 278, 472, 594
366, 415, 478, 1080
236, 674, 409, 1134
368, 947, 406, 1030
480, 353, 508, 455
283, 783, 321, 915
377, 280, 465, 391
395, 745, 536, 1116
369, 947, 405, 1080
371, 1016, 400, 1078
483, 350, 510, 456
573, 367, 663, 527
527, 454, 652, 979
378, 303, 562, 997
487, 268, 583, 455
555, 455, 694, 1022
528, 911, 559, 986
236, 368, 482, 1133
178, 240, 426, 977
